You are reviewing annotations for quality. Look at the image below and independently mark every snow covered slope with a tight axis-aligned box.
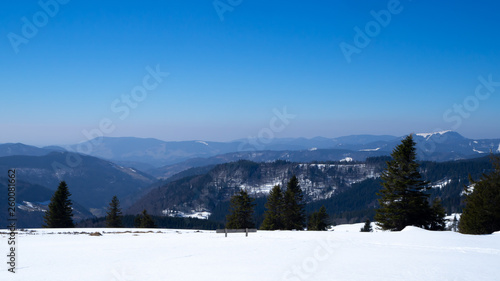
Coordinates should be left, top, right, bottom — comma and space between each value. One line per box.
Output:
1, 226, 499, 281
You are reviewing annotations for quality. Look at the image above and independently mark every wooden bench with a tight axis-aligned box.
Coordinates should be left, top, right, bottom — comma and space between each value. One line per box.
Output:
216, 228, 257, 237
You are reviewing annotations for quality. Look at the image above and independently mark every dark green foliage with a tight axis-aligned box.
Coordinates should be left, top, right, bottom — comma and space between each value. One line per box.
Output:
360, 219, 372, 232
261, 185, 284, 230
106, 196, 123, 228
459, 156, 500, 234
307, 206, 329, 231
283, 175, 306, 230
135, 210, 157, 228
226, 190, 256, 229
428, 198, 446, 231
375, 135, 444, 231
43, 181, 74, 228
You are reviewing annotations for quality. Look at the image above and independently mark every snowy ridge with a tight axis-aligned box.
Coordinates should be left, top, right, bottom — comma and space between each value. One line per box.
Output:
416, 130, 452, 140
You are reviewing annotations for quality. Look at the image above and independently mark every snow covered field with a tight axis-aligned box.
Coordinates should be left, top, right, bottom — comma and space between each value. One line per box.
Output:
1, 223, 500, 281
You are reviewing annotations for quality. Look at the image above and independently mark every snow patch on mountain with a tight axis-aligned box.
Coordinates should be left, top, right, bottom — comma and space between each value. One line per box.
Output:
359, 147, 380, 151
162, 209, 211, 220
473, 148, 487, 154
431, 178, 452, 189
498, 143, 500, 153
416, 130, 452, 139
340, 157, 353, 162
196, 141, 209, 146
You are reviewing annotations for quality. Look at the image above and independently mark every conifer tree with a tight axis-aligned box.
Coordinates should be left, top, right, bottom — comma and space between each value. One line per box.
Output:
375, 134, 443, 231
283, 175, 306, 230
106, 195, 123, 228
360, 219, 373, 232
307, 206, 329, 231
226, 190, 255, 229
428, 198, 446, 231
135, 209, 157, 228
261, 185, 284, 230
43, 181, 74, 228
459, 155, 500, 234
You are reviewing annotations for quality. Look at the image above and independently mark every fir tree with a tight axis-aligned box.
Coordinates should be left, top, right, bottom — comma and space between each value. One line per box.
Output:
135, 210, 157, 228
307, 206, 329, 231
459, 155, 500, 234
43, 181, 74, 228
106, 195, 123, 228
375, 134, 443, 231
283, 175, 306, 230
360, 219, 373, 232
226, 190, 255, 229
260, 185, 284, 230
428, 198, 446, 231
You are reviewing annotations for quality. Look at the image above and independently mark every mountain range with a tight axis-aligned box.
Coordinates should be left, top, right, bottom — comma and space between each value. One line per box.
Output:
1, 130, 499, 227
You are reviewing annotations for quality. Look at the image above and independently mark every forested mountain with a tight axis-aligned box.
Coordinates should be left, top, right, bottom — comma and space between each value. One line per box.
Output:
128, 155, 497, 227
0, 152, 156, 214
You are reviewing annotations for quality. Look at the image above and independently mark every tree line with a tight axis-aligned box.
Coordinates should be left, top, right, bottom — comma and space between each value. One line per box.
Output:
42, 134, 500, 234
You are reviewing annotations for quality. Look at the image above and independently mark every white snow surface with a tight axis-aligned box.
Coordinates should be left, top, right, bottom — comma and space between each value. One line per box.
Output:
196, 140, 209, 146
2, 224, 500, 280
497, 143, 500, 153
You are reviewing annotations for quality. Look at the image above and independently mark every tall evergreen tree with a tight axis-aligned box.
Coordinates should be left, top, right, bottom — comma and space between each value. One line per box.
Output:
106, 195, 123, 228
307, 206, 329, 231
43, 181, 74, 228
135, 209, 157, 228
375, 134, 443, 231
226, 190, 255, 229
283, 175, 306, 230
459, 155, 500, 234
261, 185, 284, 230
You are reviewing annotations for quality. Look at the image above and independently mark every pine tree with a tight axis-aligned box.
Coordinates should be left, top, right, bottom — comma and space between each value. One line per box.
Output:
459, 155, 500, 234
360, 219, 373, 232
135, 209, 157, 228
307, 206, 329, 231
428, 198, 446, 231
43, 181, 74, 228
283, 175, 306, 230
375, 134, 443, 231
106, 195, 123, 228
226, 190, 255, 229
261, 185, 284, 230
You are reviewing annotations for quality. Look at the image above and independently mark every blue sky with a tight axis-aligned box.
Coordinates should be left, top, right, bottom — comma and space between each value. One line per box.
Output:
1, 0, 499, 146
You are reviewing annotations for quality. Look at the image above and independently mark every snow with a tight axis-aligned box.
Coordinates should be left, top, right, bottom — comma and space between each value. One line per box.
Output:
309, 147, 317, 151
359, 147, 380, 151
497, 143, 500, 153
416, 130, 452, 139
431, 178, 452, 189
340, 157, 353, 162
162, 210, 211, 220
473, 148, 487, 154
2, 225, 500, 281
196, 141, 209, 146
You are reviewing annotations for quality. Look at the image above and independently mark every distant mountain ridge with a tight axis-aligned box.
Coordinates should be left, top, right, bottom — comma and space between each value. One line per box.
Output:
3, 131, 500, 175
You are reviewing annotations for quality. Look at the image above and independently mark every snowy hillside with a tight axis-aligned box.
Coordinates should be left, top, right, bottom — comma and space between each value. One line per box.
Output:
1, 225, 499, 280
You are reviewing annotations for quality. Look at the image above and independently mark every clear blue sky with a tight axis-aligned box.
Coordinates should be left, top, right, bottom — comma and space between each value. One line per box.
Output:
1, 0, 499, 146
